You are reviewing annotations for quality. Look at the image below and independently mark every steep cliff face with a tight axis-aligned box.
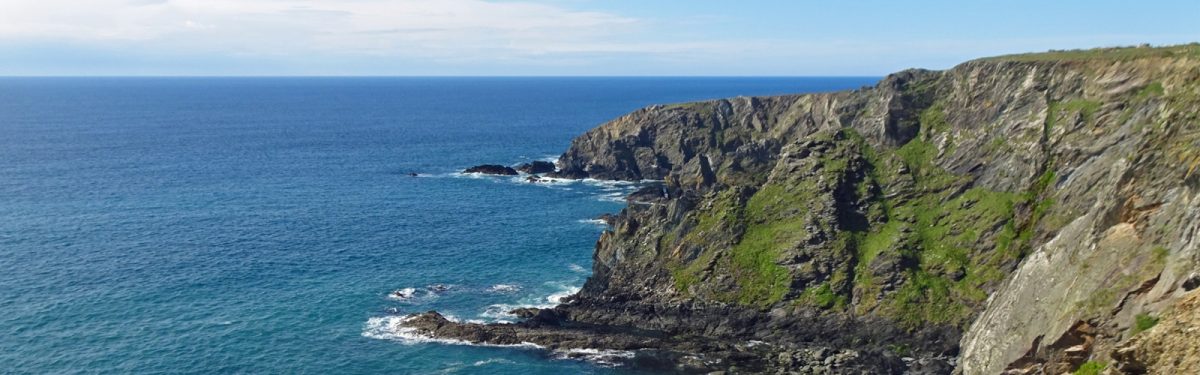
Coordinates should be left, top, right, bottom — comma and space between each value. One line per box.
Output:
404, 45, 1200, 373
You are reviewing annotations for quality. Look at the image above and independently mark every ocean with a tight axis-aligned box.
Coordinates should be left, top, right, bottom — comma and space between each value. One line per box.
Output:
0, 76, 878, 374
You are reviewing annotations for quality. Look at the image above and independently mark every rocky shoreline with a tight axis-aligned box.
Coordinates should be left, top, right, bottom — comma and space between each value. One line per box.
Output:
402, 45, 1200, 374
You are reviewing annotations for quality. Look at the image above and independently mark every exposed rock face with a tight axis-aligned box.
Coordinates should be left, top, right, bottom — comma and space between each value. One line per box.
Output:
463, 164, 518, 175
1110, 289, 1200, 374
407, 44, 1200, 373
517, 161, 557, 174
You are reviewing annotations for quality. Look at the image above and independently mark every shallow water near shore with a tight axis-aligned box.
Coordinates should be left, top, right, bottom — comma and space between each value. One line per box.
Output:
0, 76, 877, 374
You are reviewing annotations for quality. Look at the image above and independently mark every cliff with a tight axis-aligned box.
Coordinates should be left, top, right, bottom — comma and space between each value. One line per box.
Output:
403, 44, 1200, 374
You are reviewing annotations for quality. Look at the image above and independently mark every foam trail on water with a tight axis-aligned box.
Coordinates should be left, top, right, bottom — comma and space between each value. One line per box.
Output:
553, 348, 637, 367
362, 315, 542, 348
479, 282, 582, 322
487, 284, 522, 293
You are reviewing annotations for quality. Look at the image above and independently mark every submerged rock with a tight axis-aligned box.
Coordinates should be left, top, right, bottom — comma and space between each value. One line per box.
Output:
463, 164, 518, 175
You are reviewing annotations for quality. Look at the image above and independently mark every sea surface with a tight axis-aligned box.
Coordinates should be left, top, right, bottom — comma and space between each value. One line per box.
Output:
0, 76, 878, 374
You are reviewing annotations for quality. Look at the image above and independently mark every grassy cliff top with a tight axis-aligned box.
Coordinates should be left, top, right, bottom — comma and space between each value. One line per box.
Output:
977, 43, 1200, 62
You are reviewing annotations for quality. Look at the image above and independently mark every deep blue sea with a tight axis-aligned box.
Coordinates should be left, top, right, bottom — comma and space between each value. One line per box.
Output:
0, 77, 877, 374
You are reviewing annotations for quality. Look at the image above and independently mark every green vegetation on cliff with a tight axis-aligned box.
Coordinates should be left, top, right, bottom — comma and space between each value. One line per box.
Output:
663, 95, 1068, 328
980, 43, 1200, 62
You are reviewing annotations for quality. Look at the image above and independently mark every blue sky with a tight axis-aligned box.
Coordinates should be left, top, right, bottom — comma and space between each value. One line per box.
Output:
1, 0, 1197, 76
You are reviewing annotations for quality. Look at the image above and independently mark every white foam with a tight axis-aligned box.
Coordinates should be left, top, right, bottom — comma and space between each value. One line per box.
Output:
596, 192, 628, 202
362, 315, 542, 349
473, 358, 515, 367
441, 313, 487, 324
553, 348, 636, 367
386, 287, 419, 301
568, 263, 588, 273
545, 285, 581, 305
480, 304, 521, 321
477, 282, 581, 322
576, 219, 609, 226
487, 284, 522, 293
364, 318, 636, 368
386, 286, 448, 304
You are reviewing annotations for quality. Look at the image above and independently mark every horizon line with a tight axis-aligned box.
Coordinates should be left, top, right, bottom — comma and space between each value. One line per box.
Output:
0, 74, 888, 79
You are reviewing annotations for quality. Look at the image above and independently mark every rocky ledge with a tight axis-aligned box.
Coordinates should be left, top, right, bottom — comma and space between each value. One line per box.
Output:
463, 164, 518, 175
400, 308, 952, 374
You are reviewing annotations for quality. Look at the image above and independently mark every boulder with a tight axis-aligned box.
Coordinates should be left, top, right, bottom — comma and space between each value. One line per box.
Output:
517, 160, 557, 174
508, 307, 541, 319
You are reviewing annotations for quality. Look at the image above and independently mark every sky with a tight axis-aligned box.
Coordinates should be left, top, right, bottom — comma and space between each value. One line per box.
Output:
1, 0, 1198, 76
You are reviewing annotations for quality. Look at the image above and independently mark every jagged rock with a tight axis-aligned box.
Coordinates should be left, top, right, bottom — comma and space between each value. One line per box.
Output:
507, 307, 540, 319
463, 164, 518, 175
595, 213, 617, 226
626, 185, 667, 203
1110, 290, 1200, 374
516, 160, 556, 174
1182, 273, 1200, 291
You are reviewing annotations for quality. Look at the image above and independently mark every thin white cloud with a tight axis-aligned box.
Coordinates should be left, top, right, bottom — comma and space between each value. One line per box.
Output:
0, 0, 640, 58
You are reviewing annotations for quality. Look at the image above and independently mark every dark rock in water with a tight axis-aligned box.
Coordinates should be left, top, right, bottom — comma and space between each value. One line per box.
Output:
508, 307, 541, 319
397, 308, 930, 373
545, 168, 589, 179
391, 289, 412, 299
516, 160, 556, 174
463, 164, 518, 175
408, 172, 419, 177
526, 175, 542, 183
427, 284, 451, 293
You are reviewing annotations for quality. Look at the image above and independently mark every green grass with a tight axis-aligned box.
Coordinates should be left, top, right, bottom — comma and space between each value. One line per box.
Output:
844, 99, 1065, 328
980, 43, 1200, 62
1136, 82, 1165, 99
1133, 313, 1160, 335
1046, 99, 1102, 134
919, 102, 949, 134
671, 189, 747, 294
1152, 246, 1170, 263
805, 283, 847, 309
729, 220, 797, 305
854, 220, 902, 275
889, 270, 971, 327
1073, 361, 1107, 375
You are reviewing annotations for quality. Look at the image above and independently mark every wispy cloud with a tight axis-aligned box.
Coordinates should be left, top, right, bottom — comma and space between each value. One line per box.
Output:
2, 0, 1196, 75
0, 0, 642, 58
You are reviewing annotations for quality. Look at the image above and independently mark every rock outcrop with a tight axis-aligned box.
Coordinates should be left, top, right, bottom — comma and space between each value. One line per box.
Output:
406, 44, 1200, 373
516, 160, 557, 174
463, 164, 519, 175
1109, 289, 1200, 374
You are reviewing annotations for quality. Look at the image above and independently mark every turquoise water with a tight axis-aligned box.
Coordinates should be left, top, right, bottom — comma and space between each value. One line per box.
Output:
0, 77, 877, 374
